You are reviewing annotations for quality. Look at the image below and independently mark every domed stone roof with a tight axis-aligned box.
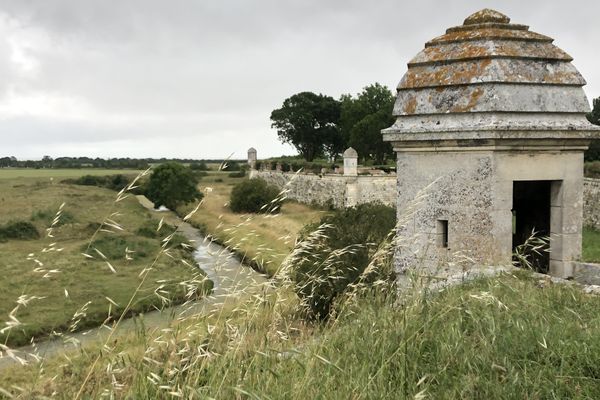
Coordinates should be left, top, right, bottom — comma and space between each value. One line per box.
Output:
384, 9, 599, 138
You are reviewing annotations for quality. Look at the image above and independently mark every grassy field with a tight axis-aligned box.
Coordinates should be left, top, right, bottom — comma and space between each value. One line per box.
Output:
0, 168, 144, 180
0, 176, 210, 347
4, 168, 600, 397
178, 171, 326, 276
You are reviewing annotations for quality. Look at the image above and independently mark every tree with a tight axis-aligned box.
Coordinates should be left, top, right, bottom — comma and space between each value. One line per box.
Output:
586, 97, 600, 161
145, 162, 202, 210
271, 92, 342, 162
340, 83, 395, 164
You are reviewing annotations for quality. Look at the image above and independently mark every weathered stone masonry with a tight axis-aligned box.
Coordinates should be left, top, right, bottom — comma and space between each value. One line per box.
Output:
382, 9, 600, 278
251, 167, 600, 229
249, 170, 396, 208
584, 178, 600, 230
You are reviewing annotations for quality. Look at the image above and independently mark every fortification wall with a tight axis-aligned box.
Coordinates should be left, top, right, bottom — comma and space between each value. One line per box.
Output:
584, 178, 600, 230
250, 170, 396, 208
251, 171, 599, 230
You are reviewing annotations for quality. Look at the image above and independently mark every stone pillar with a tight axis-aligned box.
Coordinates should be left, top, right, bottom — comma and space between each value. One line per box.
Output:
247, 147, 257, 169
276, 162, 282, 172
343, 147, 358, 177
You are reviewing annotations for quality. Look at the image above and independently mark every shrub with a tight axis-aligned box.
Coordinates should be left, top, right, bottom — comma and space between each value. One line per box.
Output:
229, 178, 281, 213
83, 235, 156, 260
228, 170, 246, 178
62, 174, 132, 192
292, 203, 396, 319
145, 162, 203, 210
189, 161, 209, 171
0, 221, 40, 242
221, 161, 241, 171
585, 161, 600, 178
31, 208, 75, 226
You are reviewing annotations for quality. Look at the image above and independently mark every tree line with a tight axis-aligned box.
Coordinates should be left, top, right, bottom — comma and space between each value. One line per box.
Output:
272, 89, 600, 164
270, 83, 395, 164
0, 157, 243, 170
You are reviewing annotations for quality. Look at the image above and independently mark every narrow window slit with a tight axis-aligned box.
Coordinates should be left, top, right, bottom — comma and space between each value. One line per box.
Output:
437, 219, 448, 248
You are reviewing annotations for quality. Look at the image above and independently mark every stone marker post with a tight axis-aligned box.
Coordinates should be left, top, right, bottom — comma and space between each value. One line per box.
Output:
343, 147, 358, 177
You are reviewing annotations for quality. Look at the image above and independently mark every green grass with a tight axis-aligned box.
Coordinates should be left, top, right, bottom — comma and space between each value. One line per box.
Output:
583, 226, 600, 263
4, 272, 600, 398
0, 168, 143, 180
178, 172, 326, 275
0, 177, 210, 347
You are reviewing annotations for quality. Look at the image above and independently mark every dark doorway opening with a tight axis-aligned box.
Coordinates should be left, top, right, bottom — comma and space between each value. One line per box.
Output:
512, 181, 551, 273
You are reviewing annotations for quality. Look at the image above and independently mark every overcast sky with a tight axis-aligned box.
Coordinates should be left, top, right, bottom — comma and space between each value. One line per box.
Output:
0, 0, 598, 160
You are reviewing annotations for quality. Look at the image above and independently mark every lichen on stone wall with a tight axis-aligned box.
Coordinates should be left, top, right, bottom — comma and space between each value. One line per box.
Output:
584, 178, 600, 230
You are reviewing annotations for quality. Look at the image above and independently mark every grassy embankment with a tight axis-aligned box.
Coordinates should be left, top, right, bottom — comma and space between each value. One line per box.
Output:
0, 172, 211, 347
178, 171, 326, 276
4, 269, 600, 398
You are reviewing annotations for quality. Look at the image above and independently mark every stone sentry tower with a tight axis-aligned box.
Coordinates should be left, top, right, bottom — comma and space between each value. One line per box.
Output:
383, 9, 600, 278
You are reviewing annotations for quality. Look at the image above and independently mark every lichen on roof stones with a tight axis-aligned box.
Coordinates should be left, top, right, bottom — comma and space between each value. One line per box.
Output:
386, 9, 591, 122
463, 9, 511, 25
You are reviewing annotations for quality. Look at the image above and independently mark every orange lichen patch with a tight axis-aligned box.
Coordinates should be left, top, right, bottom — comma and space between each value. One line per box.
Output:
463, 9, 510, 25
450, 87, 484, 112
400, 59, 492, 89
426, 28, 552, 47
403, 97, 417, 114
409, 41, 572, 66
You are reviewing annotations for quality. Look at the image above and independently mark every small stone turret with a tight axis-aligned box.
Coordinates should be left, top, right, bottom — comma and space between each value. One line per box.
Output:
343, 147, 358, 177
383, 9, 600, 278
247, 147, 257, 169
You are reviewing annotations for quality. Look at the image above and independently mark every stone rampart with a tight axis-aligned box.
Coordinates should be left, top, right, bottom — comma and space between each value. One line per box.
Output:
250, 170, 396, 208
251, 171, 599, 227
584, 178, 600, 230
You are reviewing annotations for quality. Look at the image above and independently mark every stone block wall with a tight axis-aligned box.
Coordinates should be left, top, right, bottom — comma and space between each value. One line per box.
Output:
250, 171, 600, 234
249, 170, 396, 208
584, 178, 600, 230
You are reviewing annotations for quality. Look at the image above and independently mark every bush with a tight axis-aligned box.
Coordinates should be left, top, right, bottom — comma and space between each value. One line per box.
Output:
585, 161, 600, 178
83, 235, 156, 260
292, 203, 396, 319
0, 221, 40, 242
221, 161, 241, 171
31, 208, 75, 226
228, 170, 246, 178
135, 219, 176, 239
145, 162, 203, 210
189, 161, 209, 171
229, 178, 281, 213
62, 174, 132, 191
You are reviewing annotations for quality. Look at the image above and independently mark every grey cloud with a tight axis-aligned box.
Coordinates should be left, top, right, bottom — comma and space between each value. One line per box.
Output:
0, 0, 597, 159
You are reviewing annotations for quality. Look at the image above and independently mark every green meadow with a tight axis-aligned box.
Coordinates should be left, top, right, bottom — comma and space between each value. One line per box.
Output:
0, 174, 210, 347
